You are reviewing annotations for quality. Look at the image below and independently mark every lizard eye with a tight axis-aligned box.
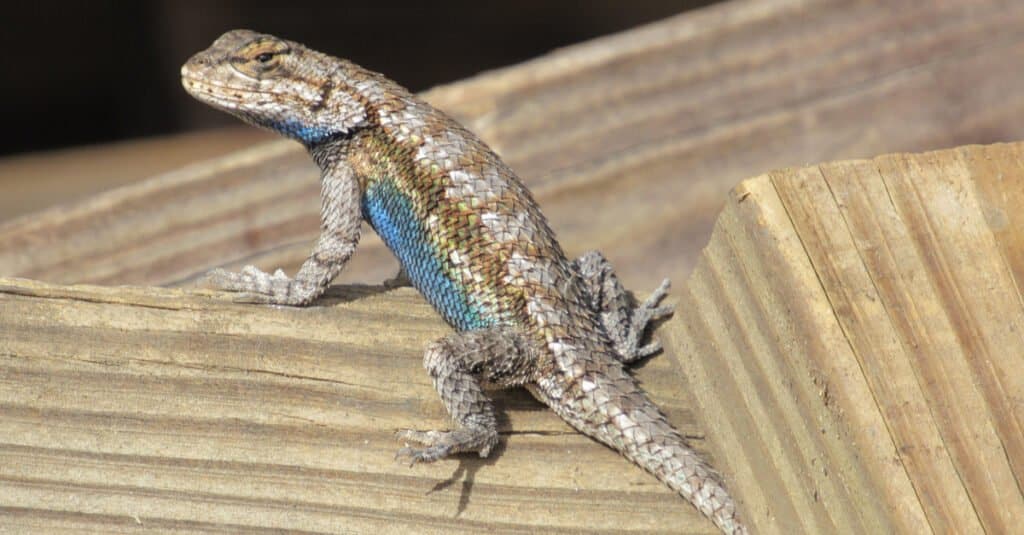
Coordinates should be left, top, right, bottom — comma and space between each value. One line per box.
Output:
231, 38, 290, 77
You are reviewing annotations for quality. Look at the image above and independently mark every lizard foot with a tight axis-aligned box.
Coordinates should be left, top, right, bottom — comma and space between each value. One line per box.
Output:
204, 265, 315, 306
395, 428, 498, 465
629, 278, 675, 358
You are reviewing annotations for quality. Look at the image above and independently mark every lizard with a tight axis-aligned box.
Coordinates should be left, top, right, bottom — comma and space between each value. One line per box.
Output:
181, 29, 747, 534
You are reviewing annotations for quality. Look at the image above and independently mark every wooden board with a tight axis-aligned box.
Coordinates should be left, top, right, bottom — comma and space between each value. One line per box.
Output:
0, 279, 717, 534
4, 0, 1024, 295
3, 141, 1021, 533
3, 0, 1024, 532
665, 141, 1024, 533
0, 127, 274, 222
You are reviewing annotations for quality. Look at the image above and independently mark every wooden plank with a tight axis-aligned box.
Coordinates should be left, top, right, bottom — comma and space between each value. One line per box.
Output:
667, 141, 1024, 533
0, 278, 718, 534
874, 150, 1024, 530
666, 177, 906, 534
2, 141, 1021, 533
0, 127, 274, 222
774, 162, 982, 532
5, 0, 1024, 294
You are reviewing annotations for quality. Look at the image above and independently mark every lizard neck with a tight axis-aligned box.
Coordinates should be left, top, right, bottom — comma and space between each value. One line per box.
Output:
309, 136, 353, 171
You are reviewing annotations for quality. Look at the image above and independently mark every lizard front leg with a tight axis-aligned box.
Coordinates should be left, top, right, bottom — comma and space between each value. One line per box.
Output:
206, 164, 361, 305
573, 250, 674, 362
397, 326, 538, 464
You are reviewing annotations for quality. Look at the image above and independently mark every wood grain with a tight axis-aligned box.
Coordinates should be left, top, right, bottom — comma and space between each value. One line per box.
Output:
3, 141, 1021, 533
0, 127, 274, 223
3, 0, 1024, 532
0, 278, 715, 534
665, 141, 1024, 533
4, 0, 1024, 294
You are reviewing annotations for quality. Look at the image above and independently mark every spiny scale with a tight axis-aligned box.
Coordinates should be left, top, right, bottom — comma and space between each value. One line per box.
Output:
182, 29, 747, 534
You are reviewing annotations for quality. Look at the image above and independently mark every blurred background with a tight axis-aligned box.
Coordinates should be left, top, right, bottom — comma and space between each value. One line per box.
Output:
0, 1, 711, 157
1, 0, 1020, 311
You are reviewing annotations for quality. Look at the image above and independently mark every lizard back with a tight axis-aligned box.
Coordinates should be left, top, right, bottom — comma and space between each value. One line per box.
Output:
343, 95, 583, 339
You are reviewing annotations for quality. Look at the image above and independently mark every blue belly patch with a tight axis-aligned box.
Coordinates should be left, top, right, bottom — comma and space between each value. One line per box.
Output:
363, 180, 493, 331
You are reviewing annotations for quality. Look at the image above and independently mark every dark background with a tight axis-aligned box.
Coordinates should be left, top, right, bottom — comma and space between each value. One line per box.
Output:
1, 1, 712, 157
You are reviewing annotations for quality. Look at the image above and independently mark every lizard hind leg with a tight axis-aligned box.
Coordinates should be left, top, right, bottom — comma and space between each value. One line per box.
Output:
397, 326, 539, 465
573, 250, 674, 363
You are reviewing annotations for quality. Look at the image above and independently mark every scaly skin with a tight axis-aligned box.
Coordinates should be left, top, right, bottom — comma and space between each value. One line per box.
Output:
182, 30, 747, 534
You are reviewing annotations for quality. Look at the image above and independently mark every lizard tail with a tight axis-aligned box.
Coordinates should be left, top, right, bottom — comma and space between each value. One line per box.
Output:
534, 349, 747, 532
558, 365, 748, 534
620, 434, 748, 534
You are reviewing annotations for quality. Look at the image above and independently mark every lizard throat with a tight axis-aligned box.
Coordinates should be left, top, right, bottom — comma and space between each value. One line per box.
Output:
182, 78, 343, 146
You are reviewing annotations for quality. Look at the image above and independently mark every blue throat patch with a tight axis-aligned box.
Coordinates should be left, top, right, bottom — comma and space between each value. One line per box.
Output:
362, 180, 493, 331
270, 118, 337, 146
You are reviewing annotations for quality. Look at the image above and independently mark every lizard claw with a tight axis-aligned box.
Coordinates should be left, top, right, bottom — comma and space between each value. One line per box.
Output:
395, 429, 435, 465
394, 446, 419, 467
639, 278, 673, 313
395, 430, 454, 466
395, 428, 495, 464
395, 445, 451, 467
632, 278, 675, 331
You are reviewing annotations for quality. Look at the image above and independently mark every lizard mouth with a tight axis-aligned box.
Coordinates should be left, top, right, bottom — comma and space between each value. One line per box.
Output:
181, 76, 303, 112
181, 77, 249, 109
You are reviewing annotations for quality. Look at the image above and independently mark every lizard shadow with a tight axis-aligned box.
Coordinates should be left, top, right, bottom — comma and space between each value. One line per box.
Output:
317, 283, 396, 304
423, 440, 506, 517
420, 391, 546, 517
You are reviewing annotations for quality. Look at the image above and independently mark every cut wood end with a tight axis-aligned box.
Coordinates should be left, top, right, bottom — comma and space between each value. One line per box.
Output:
672, 141, 1024, 534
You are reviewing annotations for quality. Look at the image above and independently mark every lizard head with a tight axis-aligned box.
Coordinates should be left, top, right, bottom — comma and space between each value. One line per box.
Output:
181, 29, 369, 147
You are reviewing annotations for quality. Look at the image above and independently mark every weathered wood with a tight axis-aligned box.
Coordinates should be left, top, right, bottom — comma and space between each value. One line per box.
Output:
3, 141, 1022, 533
3, 0, 1024, 532
4, 0, 1024, 294
0, 127, 273, 222
665, 141, 1024, 533
0, 278, 714, 534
